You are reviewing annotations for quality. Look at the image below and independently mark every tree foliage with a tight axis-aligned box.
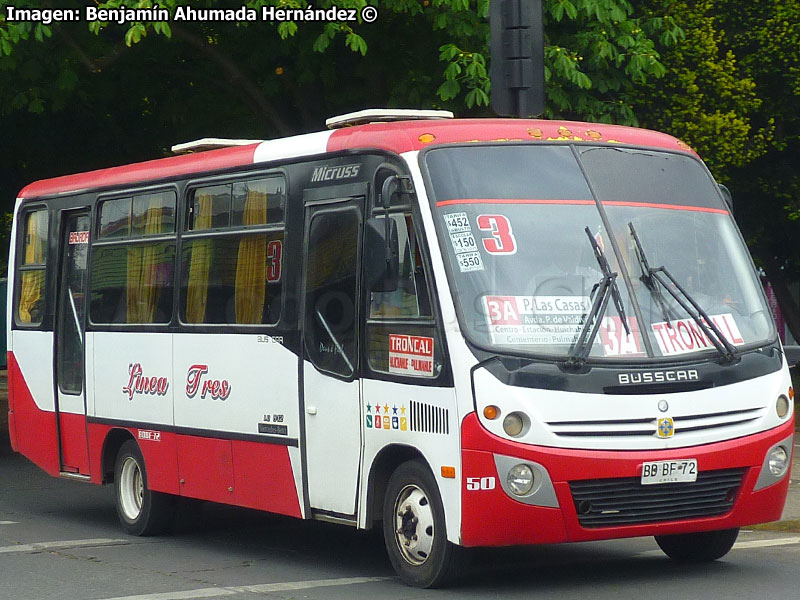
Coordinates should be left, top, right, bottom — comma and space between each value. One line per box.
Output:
0, 1, 682, 127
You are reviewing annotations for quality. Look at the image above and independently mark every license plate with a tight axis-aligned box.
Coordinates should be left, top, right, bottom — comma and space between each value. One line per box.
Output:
641, 459, 698, 485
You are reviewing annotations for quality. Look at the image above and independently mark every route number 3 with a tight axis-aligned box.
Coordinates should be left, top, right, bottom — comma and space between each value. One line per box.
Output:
266, 240, 282, 282
477, 214, 517, 255
466, 476, 497, 491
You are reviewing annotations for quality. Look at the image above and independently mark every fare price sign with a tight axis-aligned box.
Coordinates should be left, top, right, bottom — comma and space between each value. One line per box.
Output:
443, 212, 484, 273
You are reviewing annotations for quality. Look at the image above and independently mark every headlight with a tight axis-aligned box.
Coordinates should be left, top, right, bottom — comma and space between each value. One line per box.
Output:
777, 395, 790, 419
507, 464, 534, 496
768, 446, 789, 477
503, 412, 526, 437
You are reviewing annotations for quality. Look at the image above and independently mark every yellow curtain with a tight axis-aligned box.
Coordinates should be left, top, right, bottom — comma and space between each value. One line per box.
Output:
185, 195, 213, 323
18, 211, 46, 323
127, 196, 164, 323
235, 189, 267, 323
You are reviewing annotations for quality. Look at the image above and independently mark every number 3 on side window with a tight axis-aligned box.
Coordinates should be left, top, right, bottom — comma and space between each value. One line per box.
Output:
477, 214, 517, 255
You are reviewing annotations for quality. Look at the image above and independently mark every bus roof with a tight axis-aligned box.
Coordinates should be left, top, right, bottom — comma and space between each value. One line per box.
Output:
18, 119, 694, 200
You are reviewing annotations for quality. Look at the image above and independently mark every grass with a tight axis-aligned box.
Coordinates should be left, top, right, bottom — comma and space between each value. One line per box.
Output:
749, 520, 800, 533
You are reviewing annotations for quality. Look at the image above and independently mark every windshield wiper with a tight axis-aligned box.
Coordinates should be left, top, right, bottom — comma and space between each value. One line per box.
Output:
627, 222, 739, 363
628, 223, 675, 326
565, 227, 629, 367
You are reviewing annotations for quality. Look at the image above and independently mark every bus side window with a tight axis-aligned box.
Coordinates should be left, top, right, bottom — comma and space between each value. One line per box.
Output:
366, 212, 441, 378
304, 208, 360, 378
179, 176, 285, 325
369, 214, 431, 319
16, 208, 48, 326
89, 191, 177, 325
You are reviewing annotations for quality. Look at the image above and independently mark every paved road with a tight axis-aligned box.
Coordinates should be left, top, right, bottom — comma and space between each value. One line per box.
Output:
3, 437, 800, 600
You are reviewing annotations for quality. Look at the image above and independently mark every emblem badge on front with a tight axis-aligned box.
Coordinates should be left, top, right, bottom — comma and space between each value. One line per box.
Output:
658, 400, 669, 413
657, 417, 675, 438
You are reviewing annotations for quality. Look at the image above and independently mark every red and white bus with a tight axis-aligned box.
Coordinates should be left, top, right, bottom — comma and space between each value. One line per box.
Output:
6, 109, 795, 587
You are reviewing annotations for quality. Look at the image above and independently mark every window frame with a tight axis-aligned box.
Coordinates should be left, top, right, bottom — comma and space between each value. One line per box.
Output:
178, 170, 289, 329
361, 165, 452, 386
303, 201, 363, 380
97, 189, 178, 241
88, 185, 179, 328
14, 204, 50, 329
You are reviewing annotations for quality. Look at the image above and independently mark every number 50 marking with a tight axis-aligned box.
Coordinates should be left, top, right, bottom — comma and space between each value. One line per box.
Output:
477, 214, 517, 255
466, 476, 496, 491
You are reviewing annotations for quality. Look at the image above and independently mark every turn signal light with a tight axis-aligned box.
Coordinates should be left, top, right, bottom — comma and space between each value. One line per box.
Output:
441, 466, 456, 479
789, 387, 794, 401
484, 405, 500, 420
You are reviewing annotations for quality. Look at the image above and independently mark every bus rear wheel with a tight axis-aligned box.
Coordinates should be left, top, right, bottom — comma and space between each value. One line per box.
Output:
382, 461, 465, 588
655, 528, 739, 562
114, 439, 174, 536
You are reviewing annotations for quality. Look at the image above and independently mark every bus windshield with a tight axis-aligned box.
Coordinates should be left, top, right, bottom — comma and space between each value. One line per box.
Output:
423, 144, 775, 361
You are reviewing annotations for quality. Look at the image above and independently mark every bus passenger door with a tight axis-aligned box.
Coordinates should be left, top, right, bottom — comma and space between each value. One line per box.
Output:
301, 186, 365, 517
54, 210, 91, 475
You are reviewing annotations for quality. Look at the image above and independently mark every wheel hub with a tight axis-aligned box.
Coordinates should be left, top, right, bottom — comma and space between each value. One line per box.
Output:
119, 456, 144, 521
393, 484, 435, 566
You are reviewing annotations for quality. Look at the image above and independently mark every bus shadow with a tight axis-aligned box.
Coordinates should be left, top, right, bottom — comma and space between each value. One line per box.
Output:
167, 502, 753, 588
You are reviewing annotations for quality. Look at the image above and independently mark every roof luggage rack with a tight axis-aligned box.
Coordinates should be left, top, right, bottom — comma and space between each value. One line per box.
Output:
171, 138, 263, 154
326, 108, 454, 129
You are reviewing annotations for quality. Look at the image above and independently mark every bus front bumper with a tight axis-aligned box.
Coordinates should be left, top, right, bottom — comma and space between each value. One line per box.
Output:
460, 413, 794, 547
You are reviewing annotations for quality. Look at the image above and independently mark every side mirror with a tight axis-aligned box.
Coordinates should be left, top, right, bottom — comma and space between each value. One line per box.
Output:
719, 184, 733, 214
365, 217, 399, 292
783, 345, 800, 368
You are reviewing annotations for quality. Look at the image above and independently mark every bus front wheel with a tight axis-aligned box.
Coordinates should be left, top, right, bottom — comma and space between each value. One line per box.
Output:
655, 528, 739, 562
114, 439, 174, 536
382, 460, 465, 588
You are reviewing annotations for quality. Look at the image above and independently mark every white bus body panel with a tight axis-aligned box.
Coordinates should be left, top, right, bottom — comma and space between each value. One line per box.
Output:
472, 366, 792, 451
172, 333, 299, 436
10, 330, 54, 412
304, 364, 361, 515
253, 131, 333, 165
358, 379, 461, 539
92, 332, 174, 426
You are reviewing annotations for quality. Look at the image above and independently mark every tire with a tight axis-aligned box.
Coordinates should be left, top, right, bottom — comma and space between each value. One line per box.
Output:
382, 460, 465, 588
655, 528, 739, 562
114, 439, 174, 536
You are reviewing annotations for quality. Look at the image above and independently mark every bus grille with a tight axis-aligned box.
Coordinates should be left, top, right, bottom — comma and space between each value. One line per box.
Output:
569, 468, 746, 528
548, 407, 762, 439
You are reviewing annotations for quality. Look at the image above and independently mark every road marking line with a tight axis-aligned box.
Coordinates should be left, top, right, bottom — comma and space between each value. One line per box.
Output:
0, 521, 18, 525
639, 535, 800, 556
733, 536, 800, 549
99, 576, 391, 600
0, 538, 129, 554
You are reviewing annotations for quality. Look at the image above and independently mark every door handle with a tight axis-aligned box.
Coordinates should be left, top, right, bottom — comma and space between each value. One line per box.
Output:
306, 406, 317, 415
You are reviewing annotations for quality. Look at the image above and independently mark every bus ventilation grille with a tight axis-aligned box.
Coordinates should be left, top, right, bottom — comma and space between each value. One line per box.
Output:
409, 401, 449, 435
568, 468, 745, 528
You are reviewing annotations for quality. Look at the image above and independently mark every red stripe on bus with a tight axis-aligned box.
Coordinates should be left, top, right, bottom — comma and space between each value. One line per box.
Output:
601, 201, 729, 214
435, 198, 729, 215
326, 118, 697, 155
18, 144, 260, 199
435, 198, 595, 207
